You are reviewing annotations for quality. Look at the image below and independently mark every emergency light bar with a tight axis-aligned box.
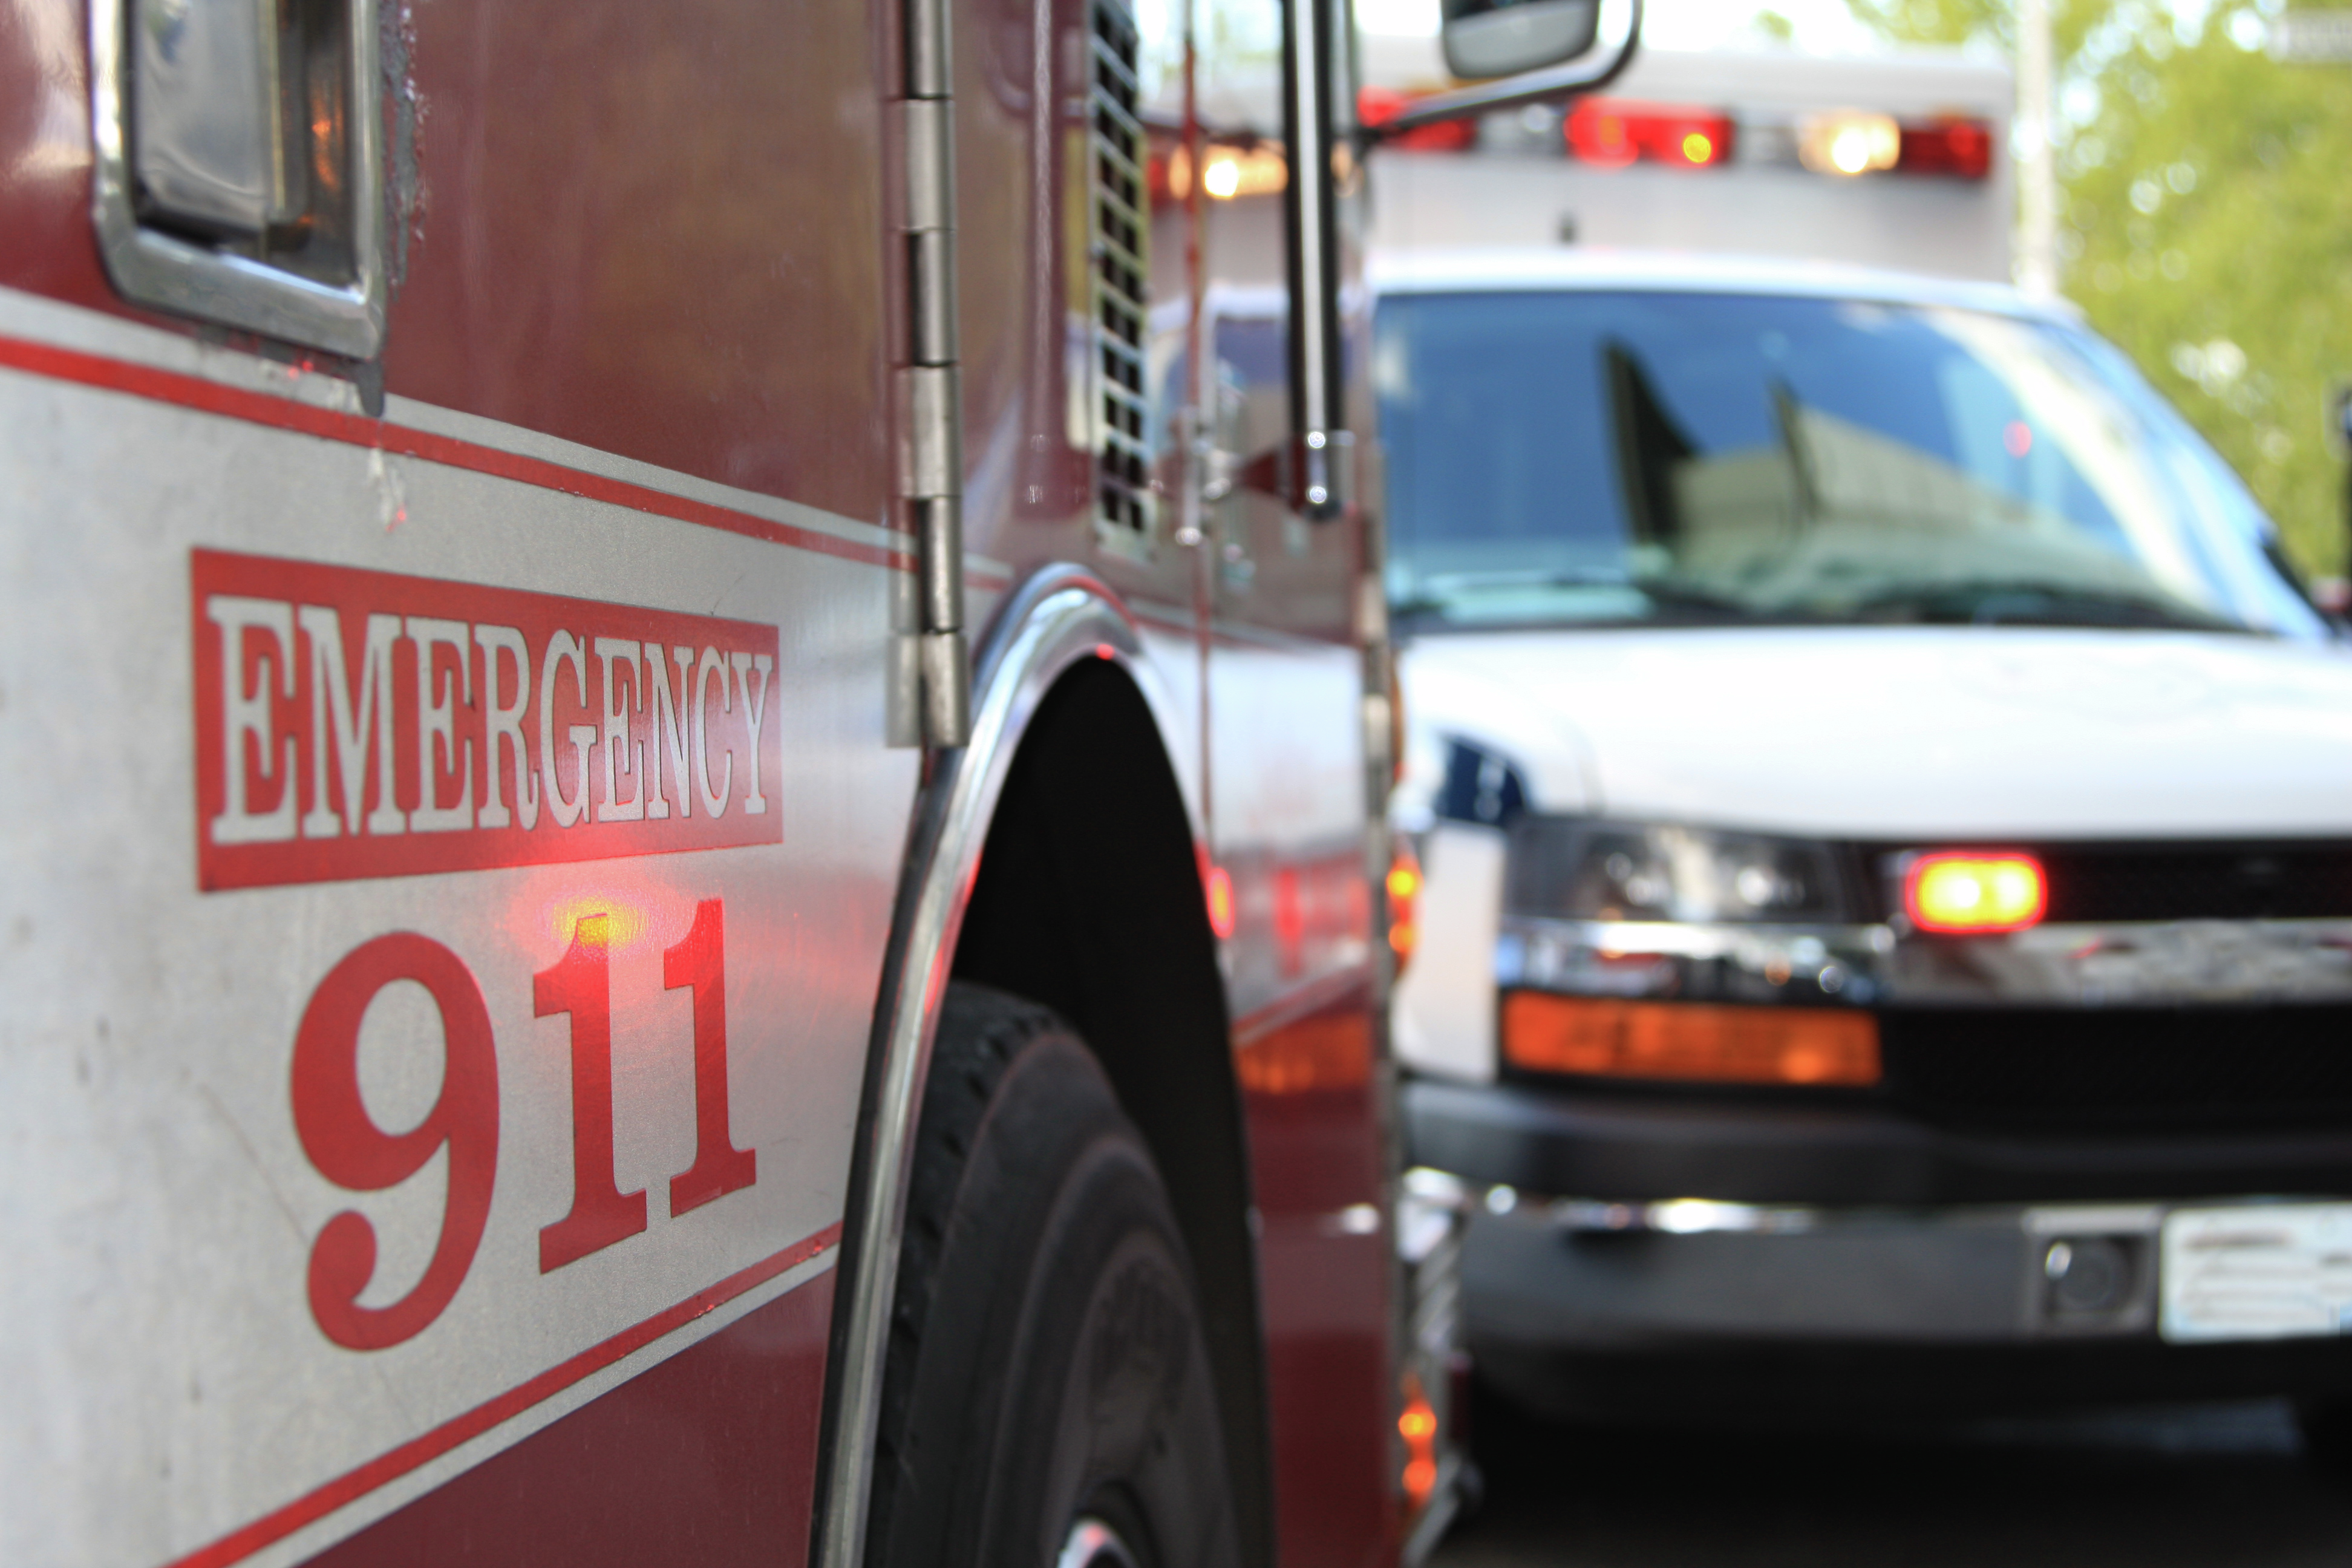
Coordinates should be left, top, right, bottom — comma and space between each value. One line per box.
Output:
1567, 99, 1993, 178
1357, 88, 1992, 181
1566, 99, 1732, 169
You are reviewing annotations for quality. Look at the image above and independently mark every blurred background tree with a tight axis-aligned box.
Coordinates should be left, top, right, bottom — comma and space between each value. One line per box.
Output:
1846, 0, 2352, 581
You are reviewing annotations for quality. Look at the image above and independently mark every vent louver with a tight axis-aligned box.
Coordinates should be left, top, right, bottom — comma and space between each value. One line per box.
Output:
1086, 0, 1153, 544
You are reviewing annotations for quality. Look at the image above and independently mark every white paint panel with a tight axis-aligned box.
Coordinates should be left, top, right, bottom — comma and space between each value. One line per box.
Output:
1403, 626, 2352, 839
1392, 824, 1504, 1082
0, 309, 915, 1568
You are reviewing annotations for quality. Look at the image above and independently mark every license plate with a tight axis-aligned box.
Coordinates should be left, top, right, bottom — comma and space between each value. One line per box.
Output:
2160, 1203, 2352, 1343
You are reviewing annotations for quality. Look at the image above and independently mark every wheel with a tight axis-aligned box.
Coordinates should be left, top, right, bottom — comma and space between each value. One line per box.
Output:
866, 982, 1243, 1568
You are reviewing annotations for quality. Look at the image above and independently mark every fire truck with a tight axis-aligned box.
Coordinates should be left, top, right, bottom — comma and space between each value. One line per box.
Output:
0, 0, 1639, 1565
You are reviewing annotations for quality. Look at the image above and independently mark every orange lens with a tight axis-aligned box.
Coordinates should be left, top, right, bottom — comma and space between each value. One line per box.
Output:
1205, 865, 1236, 940
1904, 853, 2047, 933
1399, 1377, 1439, 1511
1501, 992, 1881, 1086
1386, 846, 1421, 967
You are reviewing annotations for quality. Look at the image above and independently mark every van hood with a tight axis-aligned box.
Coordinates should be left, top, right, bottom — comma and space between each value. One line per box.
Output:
1399, 626, 2352, 840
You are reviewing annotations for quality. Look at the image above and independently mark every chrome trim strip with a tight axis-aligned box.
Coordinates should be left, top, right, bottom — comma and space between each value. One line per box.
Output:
1896, 917, 2352, 1007
1502, 915, 2352, 1008
89, 0, 387, 359
1501, 916, 1893, 1005
817, 565, 1147, 1568
1495, 1189, 2276, 1239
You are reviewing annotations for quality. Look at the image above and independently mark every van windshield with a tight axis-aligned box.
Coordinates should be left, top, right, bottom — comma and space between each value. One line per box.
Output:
1376, 289, 2326, 637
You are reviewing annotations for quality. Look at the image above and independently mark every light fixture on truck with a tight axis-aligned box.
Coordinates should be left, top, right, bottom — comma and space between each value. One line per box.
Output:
1508, 820, 1847, 924
1795, 111, 1993, 180
1897, 117, 1995, 179
1501, 993, 1883, 1086
1903, 852, 2048, 933
1387, 843, 1423, 965
1797, 112, 1900, 175
1565, 99, 1734, 169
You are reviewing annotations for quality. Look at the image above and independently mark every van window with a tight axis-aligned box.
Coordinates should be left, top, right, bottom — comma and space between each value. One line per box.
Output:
1374, 289, 2325, 637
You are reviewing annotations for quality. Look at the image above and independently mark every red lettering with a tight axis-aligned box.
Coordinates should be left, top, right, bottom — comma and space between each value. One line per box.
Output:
534, 913, 648, 1270
191, 551, 785, 890
663, 900, 757, 1215
292, 933, 500, 1351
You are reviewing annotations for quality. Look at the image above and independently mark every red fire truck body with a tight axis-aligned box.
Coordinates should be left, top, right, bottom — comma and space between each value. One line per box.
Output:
0, 1, 1408, 1565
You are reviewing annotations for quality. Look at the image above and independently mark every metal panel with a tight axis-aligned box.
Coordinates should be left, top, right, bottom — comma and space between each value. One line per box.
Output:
0, 287, 913, 1568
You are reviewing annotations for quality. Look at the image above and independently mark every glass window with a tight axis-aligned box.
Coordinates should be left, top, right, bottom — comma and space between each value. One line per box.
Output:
1375, 289, 2328, 638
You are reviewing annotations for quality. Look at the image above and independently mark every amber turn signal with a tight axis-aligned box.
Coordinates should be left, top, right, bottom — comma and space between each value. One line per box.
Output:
1501, 992, 1881, 1087
1386, 844, 1422, 968
1904, 852, 2047, 933
1398, 1376, 1439, 1512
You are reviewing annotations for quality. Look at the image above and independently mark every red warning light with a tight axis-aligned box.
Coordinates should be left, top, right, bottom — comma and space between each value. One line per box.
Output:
1567, 99, 1734, 171
1904, 853, 2048, 934
1898, 119, 1994, 180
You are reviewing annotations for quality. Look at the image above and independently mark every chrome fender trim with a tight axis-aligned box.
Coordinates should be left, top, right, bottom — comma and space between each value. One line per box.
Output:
816, 564, 1160, 1568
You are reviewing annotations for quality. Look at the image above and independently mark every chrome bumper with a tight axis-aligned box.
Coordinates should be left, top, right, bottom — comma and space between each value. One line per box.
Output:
1498, 915, 2352, 1008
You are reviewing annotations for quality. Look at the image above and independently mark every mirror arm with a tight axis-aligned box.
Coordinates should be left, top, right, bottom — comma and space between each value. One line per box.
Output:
1281, 0, 1345, 520
1361, 0, 1644, 144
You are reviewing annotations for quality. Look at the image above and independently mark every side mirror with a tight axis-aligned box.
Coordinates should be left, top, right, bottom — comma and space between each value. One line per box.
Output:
1442, 0, 1600, 80
1368, 0, 1642, 142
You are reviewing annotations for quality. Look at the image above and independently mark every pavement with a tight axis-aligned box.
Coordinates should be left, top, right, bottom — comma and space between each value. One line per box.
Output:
1429, 1394, 2352, 1567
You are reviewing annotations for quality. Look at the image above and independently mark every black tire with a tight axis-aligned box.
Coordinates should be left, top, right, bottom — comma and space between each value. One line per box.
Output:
866, 982, 1243, 1568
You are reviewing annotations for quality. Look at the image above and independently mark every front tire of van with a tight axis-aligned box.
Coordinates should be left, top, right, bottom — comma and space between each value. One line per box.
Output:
866, 982, 1243, 1568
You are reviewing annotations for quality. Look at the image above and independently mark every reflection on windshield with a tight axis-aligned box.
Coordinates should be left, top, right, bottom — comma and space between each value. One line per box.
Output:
1375, 290, 2323, 636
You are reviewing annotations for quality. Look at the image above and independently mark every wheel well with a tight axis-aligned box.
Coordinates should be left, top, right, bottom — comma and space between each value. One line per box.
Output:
950, 656, 1272, 1568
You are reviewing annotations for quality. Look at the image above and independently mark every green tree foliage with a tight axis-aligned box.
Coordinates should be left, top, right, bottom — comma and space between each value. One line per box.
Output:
1847, 0, 2352, 578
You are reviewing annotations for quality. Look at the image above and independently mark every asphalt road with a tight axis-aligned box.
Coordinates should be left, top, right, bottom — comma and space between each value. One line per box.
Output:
1429, 1396, 2352, 1567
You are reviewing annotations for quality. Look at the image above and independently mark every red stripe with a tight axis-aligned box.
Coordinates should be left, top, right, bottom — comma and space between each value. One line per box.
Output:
0, 335, 913, 573
164, 1222, 844, 1568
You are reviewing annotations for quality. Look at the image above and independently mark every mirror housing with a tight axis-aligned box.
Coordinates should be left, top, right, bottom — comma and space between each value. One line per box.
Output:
1442, 0, 1599, 80
1366, 0, 1642, 143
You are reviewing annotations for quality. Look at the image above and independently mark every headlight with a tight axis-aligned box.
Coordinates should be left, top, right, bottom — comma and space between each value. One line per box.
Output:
1506, 819, 1852, 924
1496, 818, 1883, 1084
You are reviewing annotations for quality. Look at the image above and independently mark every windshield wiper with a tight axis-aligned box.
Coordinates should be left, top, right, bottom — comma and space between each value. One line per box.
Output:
1846, 580, 2244, 633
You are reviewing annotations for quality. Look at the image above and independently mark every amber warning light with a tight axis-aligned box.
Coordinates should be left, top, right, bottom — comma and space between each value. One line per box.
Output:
1904, 852, 2048, 934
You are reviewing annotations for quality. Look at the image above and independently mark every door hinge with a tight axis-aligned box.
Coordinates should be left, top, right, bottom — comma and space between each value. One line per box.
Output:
895, 0, 970, 747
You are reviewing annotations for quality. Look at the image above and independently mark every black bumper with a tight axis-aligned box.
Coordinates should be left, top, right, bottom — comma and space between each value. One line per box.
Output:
1404, 1077, 2352, 1207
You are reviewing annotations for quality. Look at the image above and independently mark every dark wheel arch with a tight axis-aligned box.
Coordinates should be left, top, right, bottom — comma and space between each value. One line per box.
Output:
949, 657, 1273, 1568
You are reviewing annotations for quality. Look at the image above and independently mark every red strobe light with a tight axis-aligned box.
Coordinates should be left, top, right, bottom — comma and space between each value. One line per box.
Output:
1904, 852, 2048, 934
1898, 119, 1994, 180
1566, 99, 1734, 170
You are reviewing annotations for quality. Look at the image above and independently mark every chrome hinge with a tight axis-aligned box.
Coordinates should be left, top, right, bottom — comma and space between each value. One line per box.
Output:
895, 0, 970, 747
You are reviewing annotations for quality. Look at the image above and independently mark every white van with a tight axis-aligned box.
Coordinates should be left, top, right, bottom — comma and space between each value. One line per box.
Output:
1379, 247, 2352, 1429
